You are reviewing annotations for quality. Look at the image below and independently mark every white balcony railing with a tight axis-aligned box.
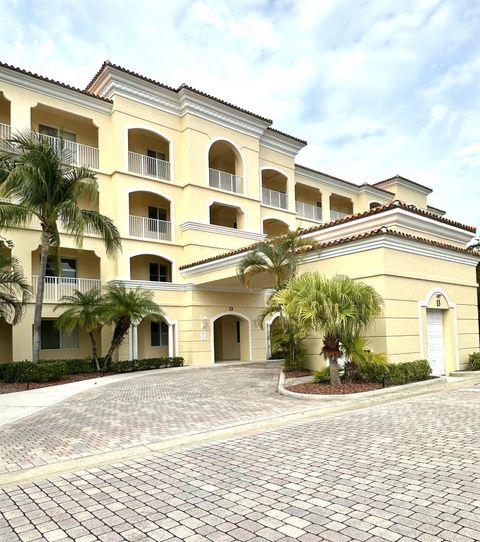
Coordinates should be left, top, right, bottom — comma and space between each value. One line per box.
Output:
39, 133, 99, 169
296, 201, 322, 221
330, 210, 349, 221
262, 187, 287, 209
32, 276, 101, 302
0, 123, 11, 149
129, 215, 172, 241
128, 151, 170, 181
209, 168, 243, 194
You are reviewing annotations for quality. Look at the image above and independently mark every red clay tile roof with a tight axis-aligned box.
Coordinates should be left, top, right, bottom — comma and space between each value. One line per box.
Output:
179, 202, 477, 271
86, 61, 273, 123
179, 226, 480, 271
373, 175, 432, 193
0, 61, 112, 103
265, 127, 307, 145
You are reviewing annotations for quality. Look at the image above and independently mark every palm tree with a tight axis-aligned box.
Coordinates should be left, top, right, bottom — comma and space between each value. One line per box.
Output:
273, 273, 383, 385
101, 285, 165, 368
0, 131, 121, 362
0, 251, 31, 324
237, 229, 318, 291
54, 289, 104, 370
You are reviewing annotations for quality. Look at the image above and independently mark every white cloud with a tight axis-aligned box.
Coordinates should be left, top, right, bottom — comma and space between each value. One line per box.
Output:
0, 0, 478, 229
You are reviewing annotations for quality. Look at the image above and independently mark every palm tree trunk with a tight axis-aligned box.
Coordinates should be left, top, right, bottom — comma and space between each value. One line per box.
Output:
329, 357, 341, 386
103, 316, 131, 370
323, 335, 342, 386
88, 331, 100, 371
32, 233, 49, 363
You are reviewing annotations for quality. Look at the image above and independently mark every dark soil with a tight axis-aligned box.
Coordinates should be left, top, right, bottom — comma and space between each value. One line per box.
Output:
0, 372, 114, 394
284, 370, 314, 378
287, 382, 383, 395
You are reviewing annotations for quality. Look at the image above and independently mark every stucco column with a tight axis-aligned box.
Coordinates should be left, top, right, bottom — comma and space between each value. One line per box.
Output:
265, 323, 271, 358
168, 323, 174, 357
128, 325, 133, 361
322, 190, 331, 222
9, 98, 36, 131
132, 324, 138, 359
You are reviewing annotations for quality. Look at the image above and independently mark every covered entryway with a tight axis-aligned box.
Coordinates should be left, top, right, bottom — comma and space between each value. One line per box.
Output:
213, 313, 251, 363
426, 309, 446, 375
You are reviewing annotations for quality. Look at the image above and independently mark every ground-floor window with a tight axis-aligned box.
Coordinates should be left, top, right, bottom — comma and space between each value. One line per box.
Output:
151, 321, 168, 346
40, 320, 79, 350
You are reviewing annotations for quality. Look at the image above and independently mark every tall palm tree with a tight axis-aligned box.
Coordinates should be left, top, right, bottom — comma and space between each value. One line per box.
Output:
0, 131, 121, 362
273, 273, 383, 385
0, 251, 31, 324
237, 229, 318, 291
54, 289, 104, 370
101, 285, 165, 368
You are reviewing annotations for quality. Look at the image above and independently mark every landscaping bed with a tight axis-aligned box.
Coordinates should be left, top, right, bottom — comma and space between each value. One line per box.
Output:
0, 372, 114, 394
287, 382, 382, 394
284, 369, 313, 378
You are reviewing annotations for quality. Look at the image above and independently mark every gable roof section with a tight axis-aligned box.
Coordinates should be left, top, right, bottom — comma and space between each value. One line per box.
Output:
373, 175, 433, 194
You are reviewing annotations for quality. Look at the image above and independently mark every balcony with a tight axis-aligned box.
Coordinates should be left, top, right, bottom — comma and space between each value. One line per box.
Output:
296, 201, 322, 221
209, 168, 243, 194
330, 210, 349, 221
38, 133, 99, 169
262, 187, 287, 209
128, 151, 170, 181
0, 122, 10, 150
129, 215, 172, 241
32, 276, 101, 302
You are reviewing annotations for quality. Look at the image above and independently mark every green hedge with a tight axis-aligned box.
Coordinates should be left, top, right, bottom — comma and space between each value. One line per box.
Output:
109, 357, 184, 373
1, 356, 184, 383
356, 359, 431, 386
467, 352, 480, 371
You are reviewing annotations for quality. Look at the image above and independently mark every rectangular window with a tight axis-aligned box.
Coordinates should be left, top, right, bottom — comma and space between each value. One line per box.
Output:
45, 256, 77, 278
147, 149, 166, 161
148, 206, 167, 222
40, 320, 79, 350
39, 124, 76, 142
149, 263, 168, 282
151, 321, 169, 346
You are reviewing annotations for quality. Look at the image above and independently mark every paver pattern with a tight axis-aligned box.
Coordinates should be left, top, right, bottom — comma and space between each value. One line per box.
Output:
1, 385, 480, 541
1, 362, 319, 474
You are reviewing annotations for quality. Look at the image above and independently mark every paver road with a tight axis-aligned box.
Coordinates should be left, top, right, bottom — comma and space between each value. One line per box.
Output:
1, 384, 480, 541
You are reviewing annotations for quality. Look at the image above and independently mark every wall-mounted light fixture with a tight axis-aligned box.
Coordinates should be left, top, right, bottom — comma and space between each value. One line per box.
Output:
202, 316, 208, 330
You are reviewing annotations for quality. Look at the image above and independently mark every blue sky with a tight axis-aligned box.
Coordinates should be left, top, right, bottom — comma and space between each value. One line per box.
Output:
1, 0, 479, 230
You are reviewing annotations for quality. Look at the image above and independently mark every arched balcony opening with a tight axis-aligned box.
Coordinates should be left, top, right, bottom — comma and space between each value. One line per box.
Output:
0, 92, 11, 150
31, 103, 99, 169
129, 254, 173, 283
208, 140, 243, 194
369, 201, 382, 209
31, 248, 101, 303
295, 183, 323, 222
213, 313, 250, 363
263, 218, 289, 239
128, 128, 171, 181
261, 169, 288, 210
209, 202, 244, 230
329, 194, 354, 221
128, 191, 172, 242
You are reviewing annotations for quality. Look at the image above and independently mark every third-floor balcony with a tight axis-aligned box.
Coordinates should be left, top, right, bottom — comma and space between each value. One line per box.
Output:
128, 151, 171, 181
129, 215, 172, 241
209, 168, 243, 194
38, 133, 99, 169
262, 187, 287, 209
296, 201, 322, 221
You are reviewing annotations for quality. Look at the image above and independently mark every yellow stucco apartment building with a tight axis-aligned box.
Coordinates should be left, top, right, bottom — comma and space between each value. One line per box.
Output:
0, 60, 478, 375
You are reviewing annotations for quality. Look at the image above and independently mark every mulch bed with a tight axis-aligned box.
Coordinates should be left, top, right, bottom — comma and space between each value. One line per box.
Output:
287, 382, 383, 395
0, 372, 113, 395
284, 370, 314, 378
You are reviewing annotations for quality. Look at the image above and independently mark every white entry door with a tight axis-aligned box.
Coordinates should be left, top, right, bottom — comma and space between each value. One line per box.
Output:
426, 309, 445, 375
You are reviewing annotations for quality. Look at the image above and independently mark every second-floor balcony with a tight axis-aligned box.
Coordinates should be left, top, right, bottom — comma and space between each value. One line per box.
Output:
0, 122, 11, 150
32, 275, 101, 303
39, 133, 99, 170
128, 151, 170, 181
330, 209, 349, 221
129, 215, 172, 241
262, 187, 287, 210
209, 168, 243, 194
296, 201, 322, 221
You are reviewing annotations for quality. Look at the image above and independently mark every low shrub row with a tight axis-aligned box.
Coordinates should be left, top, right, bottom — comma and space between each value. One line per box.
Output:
467, 352, 480, 371
0, 356, 185, 384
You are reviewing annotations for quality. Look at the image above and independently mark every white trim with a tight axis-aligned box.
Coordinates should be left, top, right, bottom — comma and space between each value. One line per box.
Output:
127, 250, 176, 282
108, 279, 265, 294
210, 311, 253, 365
180, 221, 265, 241
126, 187, 176, 243
260, 130, 306, 157
375, 177, 432, 196
125, 125, 175, 182
418, 287, 459, 372
207, 137, 245, 191
263, 311, 282, 359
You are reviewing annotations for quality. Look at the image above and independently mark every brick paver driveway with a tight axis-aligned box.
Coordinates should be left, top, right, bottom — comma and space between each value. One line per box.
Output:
1, 380, 480, 541
1, 362, 318, 474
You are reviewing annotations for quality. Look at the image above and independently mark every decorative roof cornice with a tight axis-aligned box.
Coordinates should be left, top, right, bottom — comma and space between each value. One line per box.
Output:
260, 127, 307, 157
373, 175, 433, 195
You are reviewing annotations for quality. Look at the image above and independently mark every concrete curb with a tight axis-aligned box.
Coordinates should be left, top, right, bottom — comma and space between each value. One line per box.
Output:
278, 371, 452, 401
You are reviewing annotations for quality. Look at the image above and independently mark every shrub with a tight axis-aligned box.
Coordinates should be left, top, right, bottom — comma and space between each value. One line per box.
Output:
467, 352, 480, 371
108, 357, 184, 374
353, 358, 431, 386
2, 360, 68, 383
312, 367, 330, 383
39, 358, 99, 374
